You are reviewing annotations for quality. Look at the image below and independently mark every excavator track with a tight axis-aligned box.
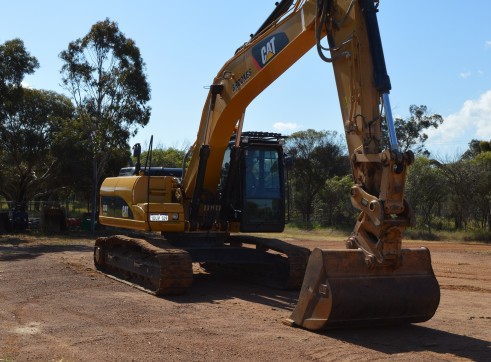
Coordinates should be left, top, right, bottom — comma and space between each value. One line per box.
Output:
198, 235, 310, 290
94, 234, 310, 295
94, 235, 193, 295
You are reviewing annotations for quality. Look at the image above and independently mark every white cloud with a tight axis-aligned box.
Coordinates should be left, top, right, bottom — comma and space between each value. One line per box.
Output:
427, 90, 491, 147
459, 71, 471, 79
273, 122, 299, 131
485, 40, 491, 48
21, 81, 32, 89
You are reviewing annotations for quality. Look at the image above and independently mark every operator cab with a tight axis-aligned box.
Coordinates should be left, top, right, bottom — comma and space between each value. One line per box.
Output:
219, 132, 287, 233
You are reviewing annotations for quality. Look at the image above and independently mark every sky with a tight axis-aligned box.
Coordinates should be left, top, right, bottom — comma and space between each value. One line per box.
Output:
2, 0, 491, 158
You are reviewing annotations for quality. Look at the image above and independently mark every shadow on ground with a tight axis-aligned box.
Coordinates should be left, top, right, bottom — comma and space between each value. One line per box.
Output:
322, 324, 490, 361
0, 243, 92, 261
151, 272, 490, 361
150, 271, 300, 311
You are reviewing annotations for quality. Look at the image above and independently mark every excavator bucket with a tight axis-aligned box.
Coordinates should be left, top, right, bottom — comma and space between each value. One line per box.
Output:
286, 247, 440, 330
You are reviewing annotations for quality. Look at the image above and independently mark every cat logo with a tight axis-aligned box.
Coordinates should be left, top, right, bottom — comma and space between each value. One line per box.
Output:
252, 32, 289, 69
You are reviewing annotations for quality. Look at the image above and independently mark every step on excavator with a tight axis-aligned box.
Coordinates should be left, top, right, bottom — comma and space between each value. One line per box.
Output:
94, 0, 440, 330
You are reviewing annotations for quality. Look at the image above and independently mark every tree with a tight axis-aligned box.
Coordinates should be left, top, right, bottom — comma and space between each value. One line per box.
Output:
0, 88, 74, 202
462, 139, 491, 160
470, 151, 491, 230
381, 105, 443, 156
461, 143, 491, 229
59, 19, 151, 143
0, 39, 39, 117
59, 18, 151, 228
138, 147, 187, 168
286, 129, 348, 224
433, 157, 476, 230
481, 141, 491, 153
405, 157, 447, 234
51, 117, 129, 211
316, 175, 354, 227
0, 40, 60, 204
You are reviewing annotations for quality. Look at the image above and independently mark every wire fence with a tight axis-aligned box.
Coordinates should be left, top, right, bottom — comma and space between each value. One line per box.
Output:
0, 200, 93, 232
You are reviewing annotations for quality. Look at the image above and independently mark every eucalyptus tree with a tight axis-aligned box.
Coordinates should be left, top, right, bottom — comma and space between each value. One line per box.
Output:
0, 88, 74, 203
316, 175, 354, 227
1, 39, 40, 203
462, 139, 491, 160
137, 147, 187, 168
381, 105, 443, 156
0, 38, 39, 117
60, 18, 151, 228
469, 151, 491, 230
405, 157, 447, 234
286, 129, 348, 224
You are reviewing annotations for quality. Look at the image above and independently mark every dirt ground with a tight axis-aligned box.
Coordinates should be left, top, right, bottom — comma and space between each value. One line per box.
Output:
0, 232, 489, 362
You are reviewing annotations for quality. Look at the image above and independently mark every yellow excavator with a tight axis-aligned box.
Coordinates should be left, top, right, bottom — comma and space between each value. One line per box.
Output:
94, 0, 440, 330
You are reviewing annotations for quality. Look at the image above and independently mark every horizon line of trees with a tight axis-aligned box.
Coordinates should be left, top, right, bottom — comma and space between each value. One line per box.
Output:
320, 146, 491, 233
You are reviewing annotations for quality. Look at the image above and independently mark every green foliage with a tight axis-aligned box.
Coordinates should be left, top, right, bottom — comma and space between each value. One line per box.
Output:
462, 139, 491, 160
316, 175, 354, 227
0, 38, 39, 83
286, 129, 349, 223
51, 116, 130, 205
438, 158, 478, 230
381, 105, 443, 155
480, 141, 491, 153
0, 86, 74, 202
405, 157, 447, 233
461, 139, 482, 160
60, 18, 151, 149
469, 151, 491, 230
0, 39, 39, 112
138, 147, 186, 168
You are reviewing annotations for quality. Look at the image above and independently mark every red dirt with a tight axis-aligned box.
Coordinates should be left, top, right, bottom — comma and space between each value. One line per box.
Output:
0, 234, 489, 361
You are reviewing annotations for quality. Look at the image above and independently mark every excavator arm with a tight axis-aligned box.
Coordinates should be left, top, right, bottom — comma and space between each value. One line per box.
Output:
183, 0, 415, 263
286, 0, 439, 329
178, 0, 439, 329
323, 0, 417, 267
